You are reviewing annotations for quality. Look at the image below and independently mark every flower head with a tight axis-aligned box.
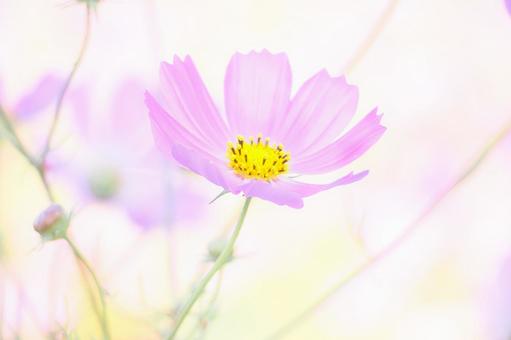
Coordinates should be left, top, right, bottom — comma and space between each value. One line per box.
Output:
146, 50, 386, 208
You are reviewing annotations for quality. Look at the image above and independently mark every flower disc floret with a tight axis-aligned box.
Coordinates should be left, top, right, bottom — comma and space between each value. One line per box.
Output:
227, 135, 289, 181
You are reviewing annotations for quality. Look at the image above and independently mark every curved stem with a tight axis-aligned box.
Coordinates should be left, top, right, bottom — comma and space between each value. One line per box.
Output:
64, 236, 110, 340
167, 197, 252, 340
265, 121, 511, 340
0, 1, 92, 203
0, 105, 55, 201
36, 166, 56, 202
343, 0, 400, 74
183, 269, 224, 340
0, 105, 38, 167
40, 4, 92, 160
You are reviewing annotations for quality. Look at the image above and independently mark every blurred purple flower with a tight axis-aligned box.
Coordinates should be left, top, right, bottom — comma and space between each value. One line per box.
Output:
506, 0, 511, 16
146, 50, 385, 208
50, 79, 205, 230
0, 74, 63, 120
481, 254, 511, 339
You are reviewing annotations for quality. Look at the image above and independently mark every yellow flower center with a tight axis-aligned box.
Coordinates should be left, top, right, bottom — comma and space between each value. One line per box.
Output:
227, 135, 290, 181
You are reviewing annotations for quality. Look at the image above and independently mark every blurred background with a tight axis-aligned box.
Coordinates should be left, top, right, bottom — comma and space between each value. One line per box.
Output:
1, 0, 511, 339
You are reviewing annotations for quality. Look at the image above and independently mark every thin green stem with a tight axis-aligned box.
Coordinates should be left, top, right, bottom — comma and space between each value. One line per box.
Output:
265, 121, 511, 340
39, 3, 92, 201
0, 105, 55, 201
184, 269, 224, 340
64, 236, 110, 340
0, 2, 92, 202
167, 197, 252, 340
75, 253, 103, 326
41, 3, 92, 160
0, 106, 38, 167
36, 166, 56, 202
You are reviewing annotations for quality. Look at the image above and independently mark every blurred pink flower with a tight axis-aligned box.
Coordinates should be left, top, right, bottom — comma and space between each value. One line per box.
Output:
50, 79, 205, 230
146, 50, 385, 208
0, 74, 62, 120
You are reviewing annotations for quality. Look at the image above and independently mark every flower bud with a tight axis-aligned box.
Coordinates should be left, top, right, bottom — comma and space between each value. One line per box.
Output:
88, 168, 121, 200
207, 239, 233, 262
33, 204, 69, 240
77, 0, 100, 5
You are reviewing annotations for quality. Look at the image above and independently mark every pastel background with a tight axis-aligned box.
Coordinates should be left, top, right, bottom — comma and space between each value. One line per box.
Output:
1, 0, 511, 339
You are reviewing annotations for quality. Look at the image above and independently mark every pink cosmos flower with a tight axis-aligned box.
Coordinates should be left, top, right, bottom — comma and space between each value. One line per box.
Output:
146, 50, 386, 208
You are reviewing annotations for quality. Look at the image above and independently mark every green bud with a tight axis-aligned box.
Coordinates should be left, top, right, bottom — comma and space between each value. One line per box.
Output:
76, 0, 101, 11
77, 0, 100, 5
88, 168, 121, 200
33, 204, 69, 241
207, 239, 233, 262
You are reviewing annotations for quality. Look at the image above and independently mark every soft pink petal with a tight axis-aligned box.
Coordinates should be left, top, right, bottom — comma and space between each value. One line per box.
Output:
106, 79, 154, 151
292, 108, 386, 174
68, 85, 92, 139
171, 184, 207, 223
240, 180, 304, 208
279, 70, 358, 157
146, 92, 225, 162
13, 74, 63, 119
171, 144, 244, 194
119, 162, 206, 229
239, 171, 367, 208
159, 56, 229, 153
224, 50, 292, 139
277, 170, 369, 197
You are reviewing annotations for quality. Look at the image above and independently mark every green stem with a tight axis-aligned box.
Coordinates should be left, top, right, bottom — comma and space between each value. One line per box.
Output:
0, 2, 92, 201
36, 166, 56, 202
167, 197, 252, 340
0, 106, 38, 167
64, 236, 110, 340
0, 105, 55, 201
40, 4, 92, 160
184, 269, 224, 340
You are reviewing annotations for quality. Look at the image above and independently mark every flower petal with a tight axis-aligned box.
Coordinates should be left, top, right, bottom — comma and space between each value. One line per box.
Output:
292, 108, 385, 174
279, 70, 358, 157
171, 144, 244, 194
241, 180, 304, 208
224, 50, 292, 139
13, 74, 63, 119
239, 170, 367, 208
277, 170, 369, 197
120, 166, 175, 228
119, 158, 206, 230
107, 79, 154, 151
159, 56, 229, 153
146, 92, 224, 162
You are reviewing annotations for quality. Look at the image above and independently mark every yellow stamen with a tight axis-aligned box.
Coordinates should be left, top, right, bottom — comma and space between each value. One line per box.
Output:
227, 134, 290, 181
